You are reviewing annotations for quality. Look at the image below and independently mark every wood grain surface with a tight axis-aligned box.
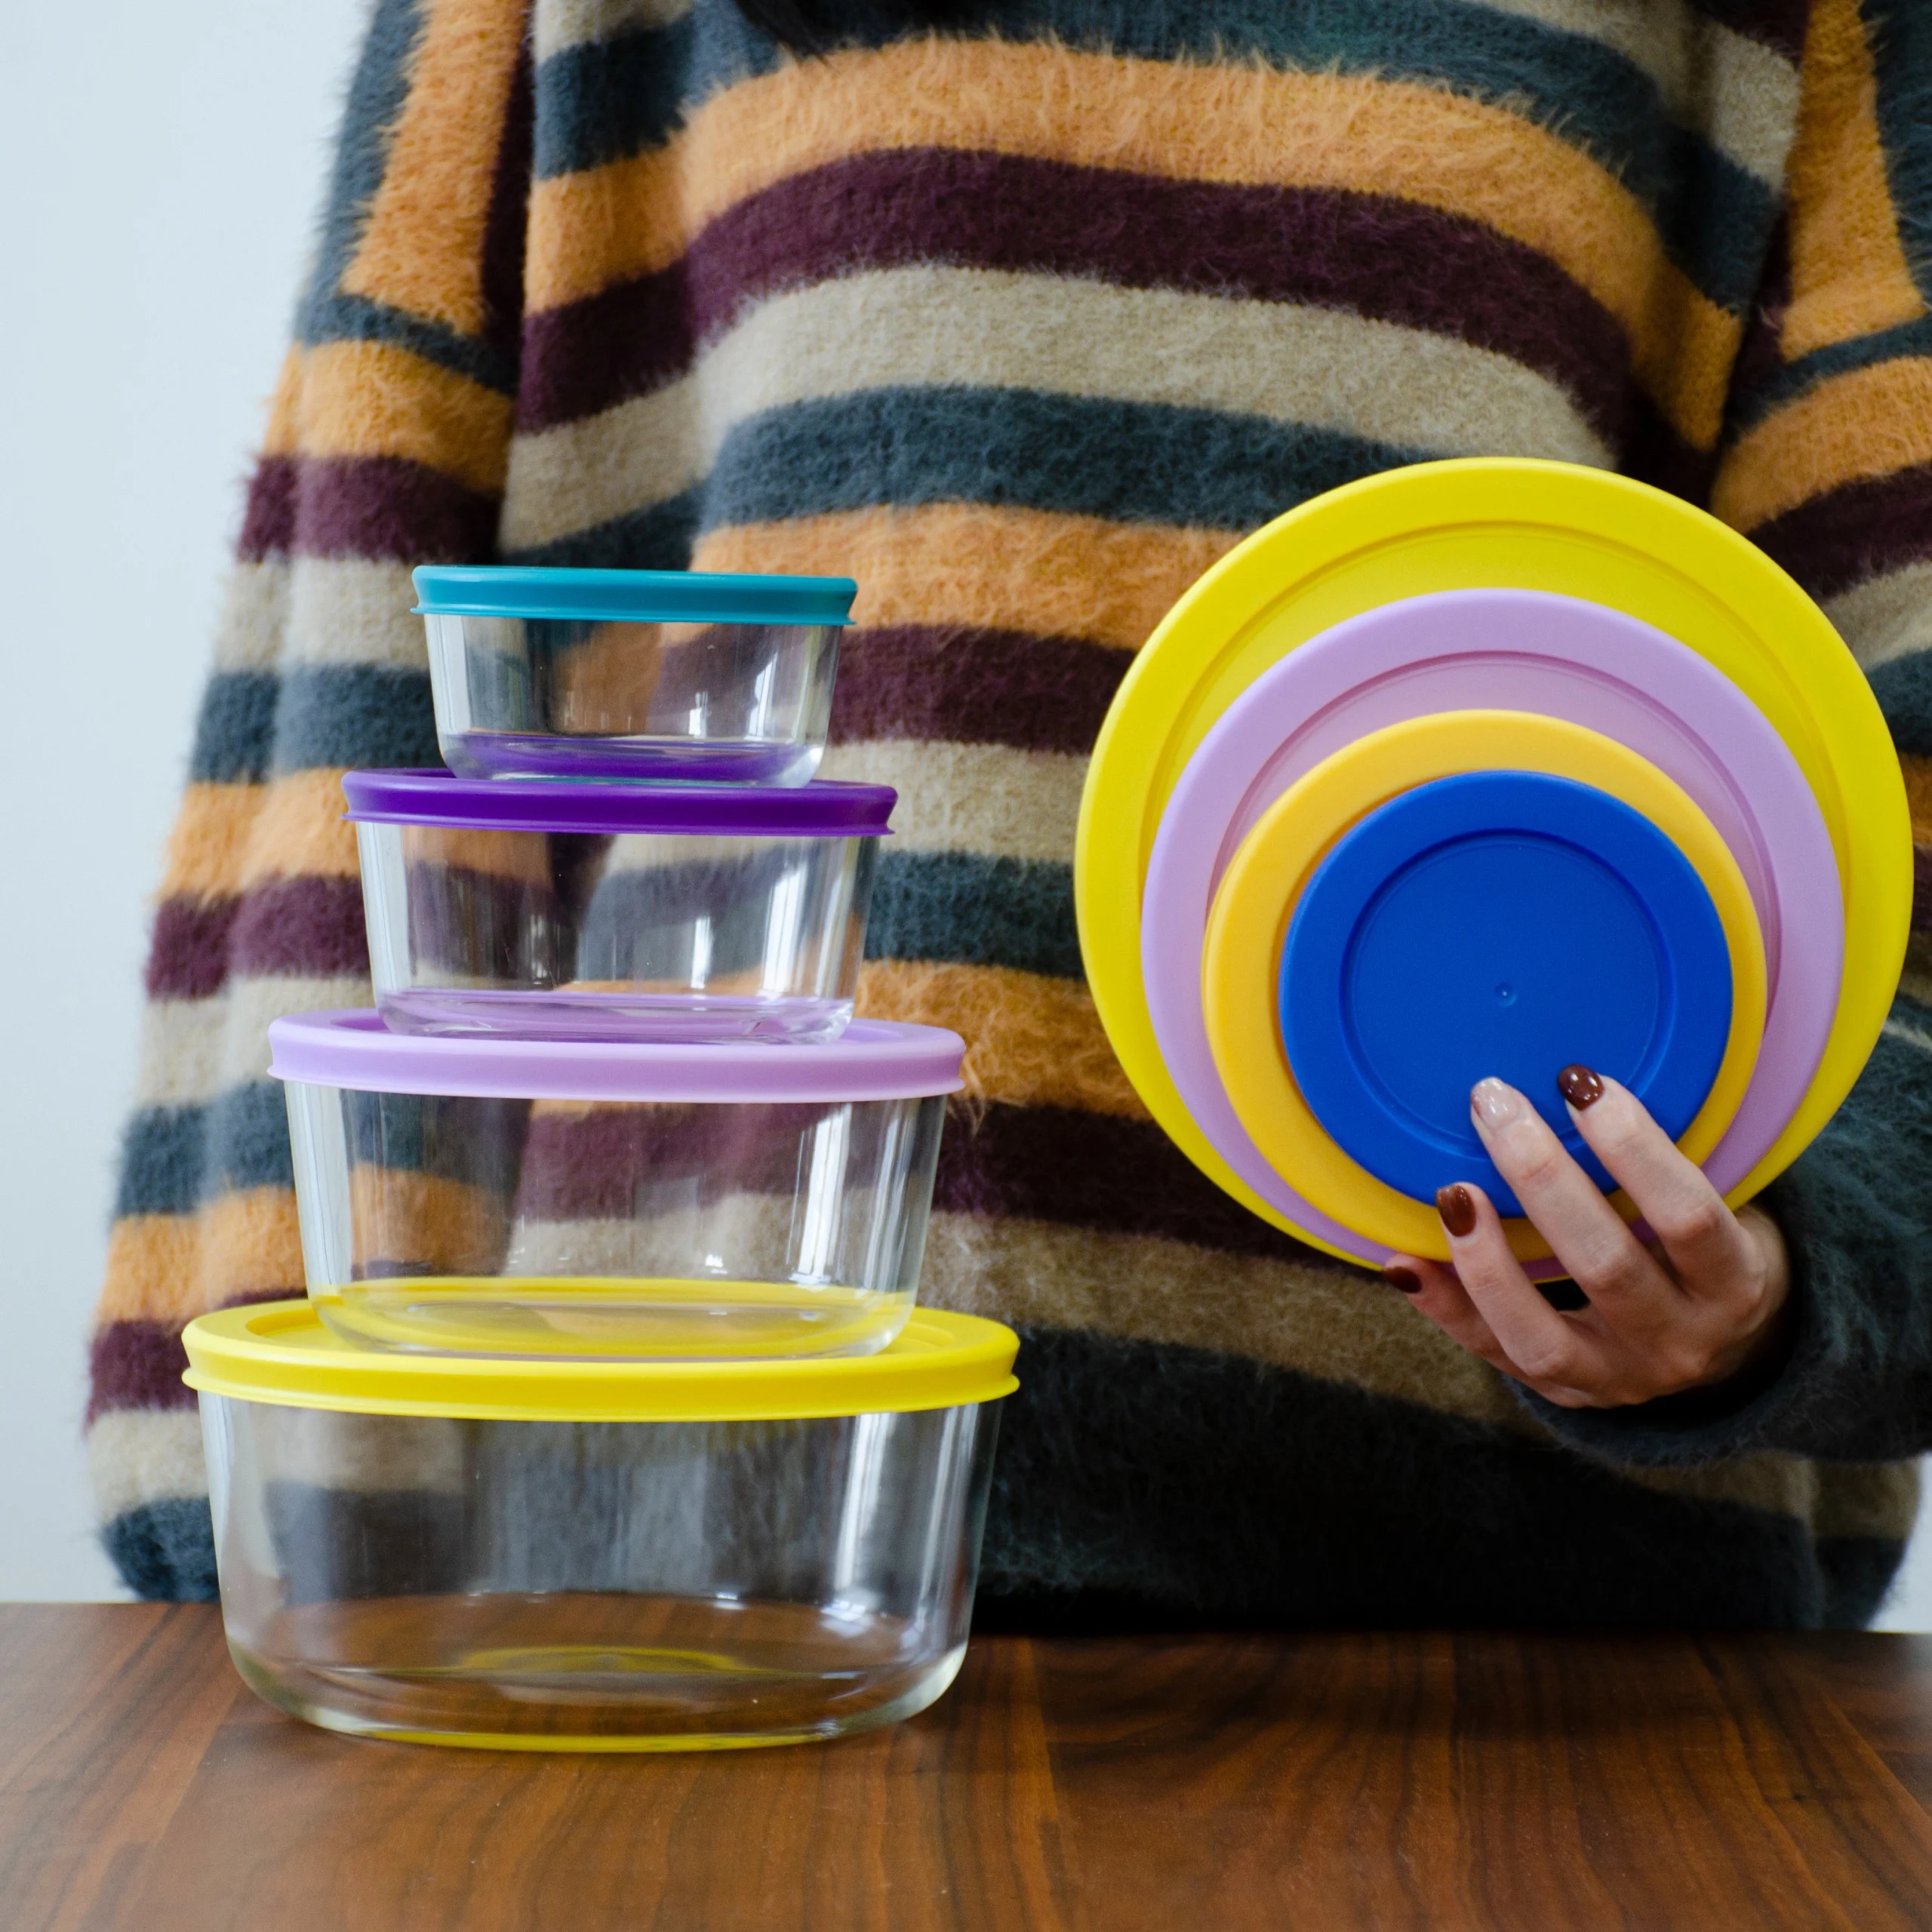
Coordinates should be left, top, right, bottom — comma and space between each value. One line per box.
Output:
6, 1605, 1932, 1930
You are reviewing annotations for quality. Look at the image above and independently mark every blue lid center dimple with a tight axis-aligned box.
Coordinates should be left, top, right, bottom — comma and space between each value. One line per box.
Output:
1278, 772, 1734, 1215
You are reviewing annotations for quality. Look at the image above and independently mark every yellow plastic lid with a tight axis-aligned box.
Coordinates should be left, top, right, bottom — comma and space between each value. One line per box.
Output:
182, 1300, 1020, 1423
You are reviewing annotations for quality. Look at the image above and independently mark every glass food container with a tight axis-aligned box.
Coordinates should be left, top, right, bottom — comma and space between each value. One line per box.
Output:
183, 1299, 1017, 1751
344, 768, 891, 1044
414, 565, 854, 785
270, 1011, 962, 1359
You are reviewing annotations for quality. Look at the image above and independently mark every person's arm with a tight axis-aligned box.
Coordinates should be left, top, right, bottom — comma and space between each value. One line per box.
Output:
1389, 0, 1932, 1466
87, 0, 533, 1600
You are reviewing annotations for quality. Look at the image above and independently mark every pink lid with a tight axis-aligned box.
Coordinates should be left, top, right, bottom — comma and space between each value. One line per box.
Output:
268, 1011, 965, 1103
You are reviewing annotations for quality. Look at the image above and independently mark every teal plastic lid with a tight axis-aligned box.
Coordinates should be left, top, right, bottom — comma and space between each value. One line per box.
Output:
411, 565, 857, 626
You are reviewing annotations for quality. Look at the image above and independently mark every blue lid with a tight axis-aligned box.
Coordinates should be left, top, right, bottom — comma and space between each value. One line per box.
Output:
342, 769, 894, 837
411, 565, 857, 626
1278, 772, 1733, 1216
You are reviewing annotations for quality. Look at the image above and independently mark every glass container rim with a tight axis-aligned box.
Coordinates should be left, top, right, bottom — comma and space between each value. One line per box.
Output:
411, 564, 857, 626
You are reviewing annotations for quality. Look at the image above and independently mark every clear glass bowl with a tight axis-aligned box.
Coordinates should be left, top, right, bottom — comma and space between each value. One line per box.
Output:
344, 771, 890, 1045
414, 567, 854, 786
184, 1300, 1015, 1751
272, 1011, 961, 1359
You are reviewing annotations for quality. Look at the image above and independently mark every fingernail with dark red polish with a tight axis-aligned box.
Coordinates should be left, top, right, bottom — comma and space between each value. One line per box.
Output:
1557, 1064, 1604, 1109
1435, 1184, 1478, 1238
1383, 1264, 1423, 1295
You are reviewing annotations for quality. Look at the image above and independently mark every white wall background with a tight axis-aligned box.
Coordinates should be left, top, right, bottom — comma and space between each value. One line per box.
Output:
2, 0, 1929, 1627
0, 0, 372, 1597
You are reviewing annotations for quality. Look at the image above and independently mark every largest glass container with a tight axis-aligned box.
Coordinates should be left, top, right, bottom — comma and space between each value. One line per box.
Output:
414, 565, 854, 785
271, 1011, 962, 1358
184, 1300, 1017, 1750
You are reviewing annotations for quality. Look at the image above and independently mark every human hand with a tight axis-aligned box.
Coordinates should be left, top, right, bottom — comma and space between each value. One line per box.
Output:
1382, 1066, 1791, 1409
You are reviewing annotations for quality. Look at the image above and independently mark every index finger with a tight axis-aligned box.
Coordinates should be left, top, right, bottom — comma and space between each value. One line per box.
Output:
1557, 1066, 1752, 1292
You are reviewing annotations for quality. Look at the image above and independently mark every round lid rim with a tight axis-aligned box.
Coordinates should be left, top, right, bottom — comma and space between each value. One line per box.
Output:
266, 1010, 967, 1100
181, 1301, 1019, 1421
411, 565, 857, 625
341, 769, 896, 835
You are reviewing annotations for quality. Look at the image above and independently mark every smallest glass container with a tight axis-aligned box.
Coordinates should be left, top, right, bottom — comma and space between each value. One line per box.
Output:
345, 768, 891, 1044
183, 1300, 1017, 1750
414, 565, 854, 785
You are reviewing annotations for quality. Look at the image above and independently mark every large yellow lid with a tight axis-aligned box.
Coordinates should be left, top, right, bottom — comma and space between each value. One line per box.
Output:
182, 1300, 1019, 1423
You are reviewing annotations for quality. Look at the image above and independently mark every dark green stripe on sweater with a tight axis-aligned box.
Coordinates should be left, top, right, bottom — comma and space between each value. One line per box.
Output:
503, 385, 1422, 559
868, 853, 1080, 979
706, 388, 1426, 534
976, 1324, 1899, 1629
116, 1085, 294, 1218
271, 666, 439, 774
194, 666, 436, 786
299, 0, 426, 333
1870, 3, 1932, 304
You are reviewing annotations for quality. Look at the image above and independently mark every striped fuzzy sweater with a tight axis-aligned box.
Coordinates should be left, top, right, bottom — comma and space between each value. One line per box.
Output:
94, 0, 1932, 1625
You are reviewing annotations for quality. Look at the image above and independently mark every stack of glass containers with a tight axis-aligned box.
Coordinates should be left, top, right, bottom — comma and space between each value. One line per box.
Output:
183, 568, 1017, 1751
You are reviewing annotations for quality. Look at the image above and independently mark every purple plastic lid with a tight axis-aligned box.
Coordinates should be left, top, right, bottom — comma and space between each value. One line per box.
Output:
341, 769, 895, 836
268, 1011, 965, 1101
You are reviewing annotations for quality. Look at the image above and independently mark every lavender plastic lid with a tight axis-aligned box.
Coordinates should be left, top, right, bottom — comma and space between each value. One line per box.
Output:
341, 769, 895, 836
268, 1011, 966, 1101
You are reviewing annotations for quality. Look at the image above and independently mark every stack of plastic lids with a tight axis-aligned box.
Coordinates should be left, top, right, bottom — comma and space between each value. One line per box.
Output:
1074, 459, 1913, 1268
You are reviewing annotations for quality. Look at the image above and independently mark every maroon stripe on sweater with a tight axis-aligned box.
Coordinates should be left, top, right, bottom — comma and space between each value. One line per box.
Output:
480, 41, 535, 372
87, 1322, 195, 1422
143, 875, 369, 1001
146, 896, 244, 1000
1687, 0, 1805, 62
933, 1100, 1331, 1266
517, 151, 1632, 442
1620, 393, 1719, 511
238, 454, 500, 564
1727, 218, 1791, 411
512, 1103, 831, 1221
228, 874, 371, 979
1747, 461, 1932, 603
509, 1097, 1332, 1267
829, 626, 1129, 755
88, 1292, 294, 1424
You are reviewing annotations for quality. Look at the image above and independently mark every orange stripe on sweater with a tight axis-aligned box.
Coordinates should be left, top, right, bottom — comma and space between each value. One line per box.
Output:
1780, 0, 1924, 362
349, 1167, 513, 1275
527, 39, 1738, 448
160, 774, 360, 900
1711, 358, 1932, 533
694, 506, 1239, 651
857, 959, 1145, 1118
162, 785, 266, 900
339, 0, 528, 335
241, 771, 362, 886
97, 1190, 305, 1327
97, 1215, 205, 1328
290, 340, 513, 494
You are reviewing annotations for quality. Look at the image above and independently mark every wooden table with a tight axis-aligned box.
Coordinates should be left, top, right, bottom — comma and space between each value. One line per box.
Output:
8, 1607, 1932, 1930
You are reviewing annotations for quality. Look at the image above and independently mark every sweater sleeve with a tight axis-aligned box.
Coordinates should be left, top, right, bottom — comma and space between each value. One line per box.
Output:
85, 0, 533, 1601
1524, 0, 1932, 1468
